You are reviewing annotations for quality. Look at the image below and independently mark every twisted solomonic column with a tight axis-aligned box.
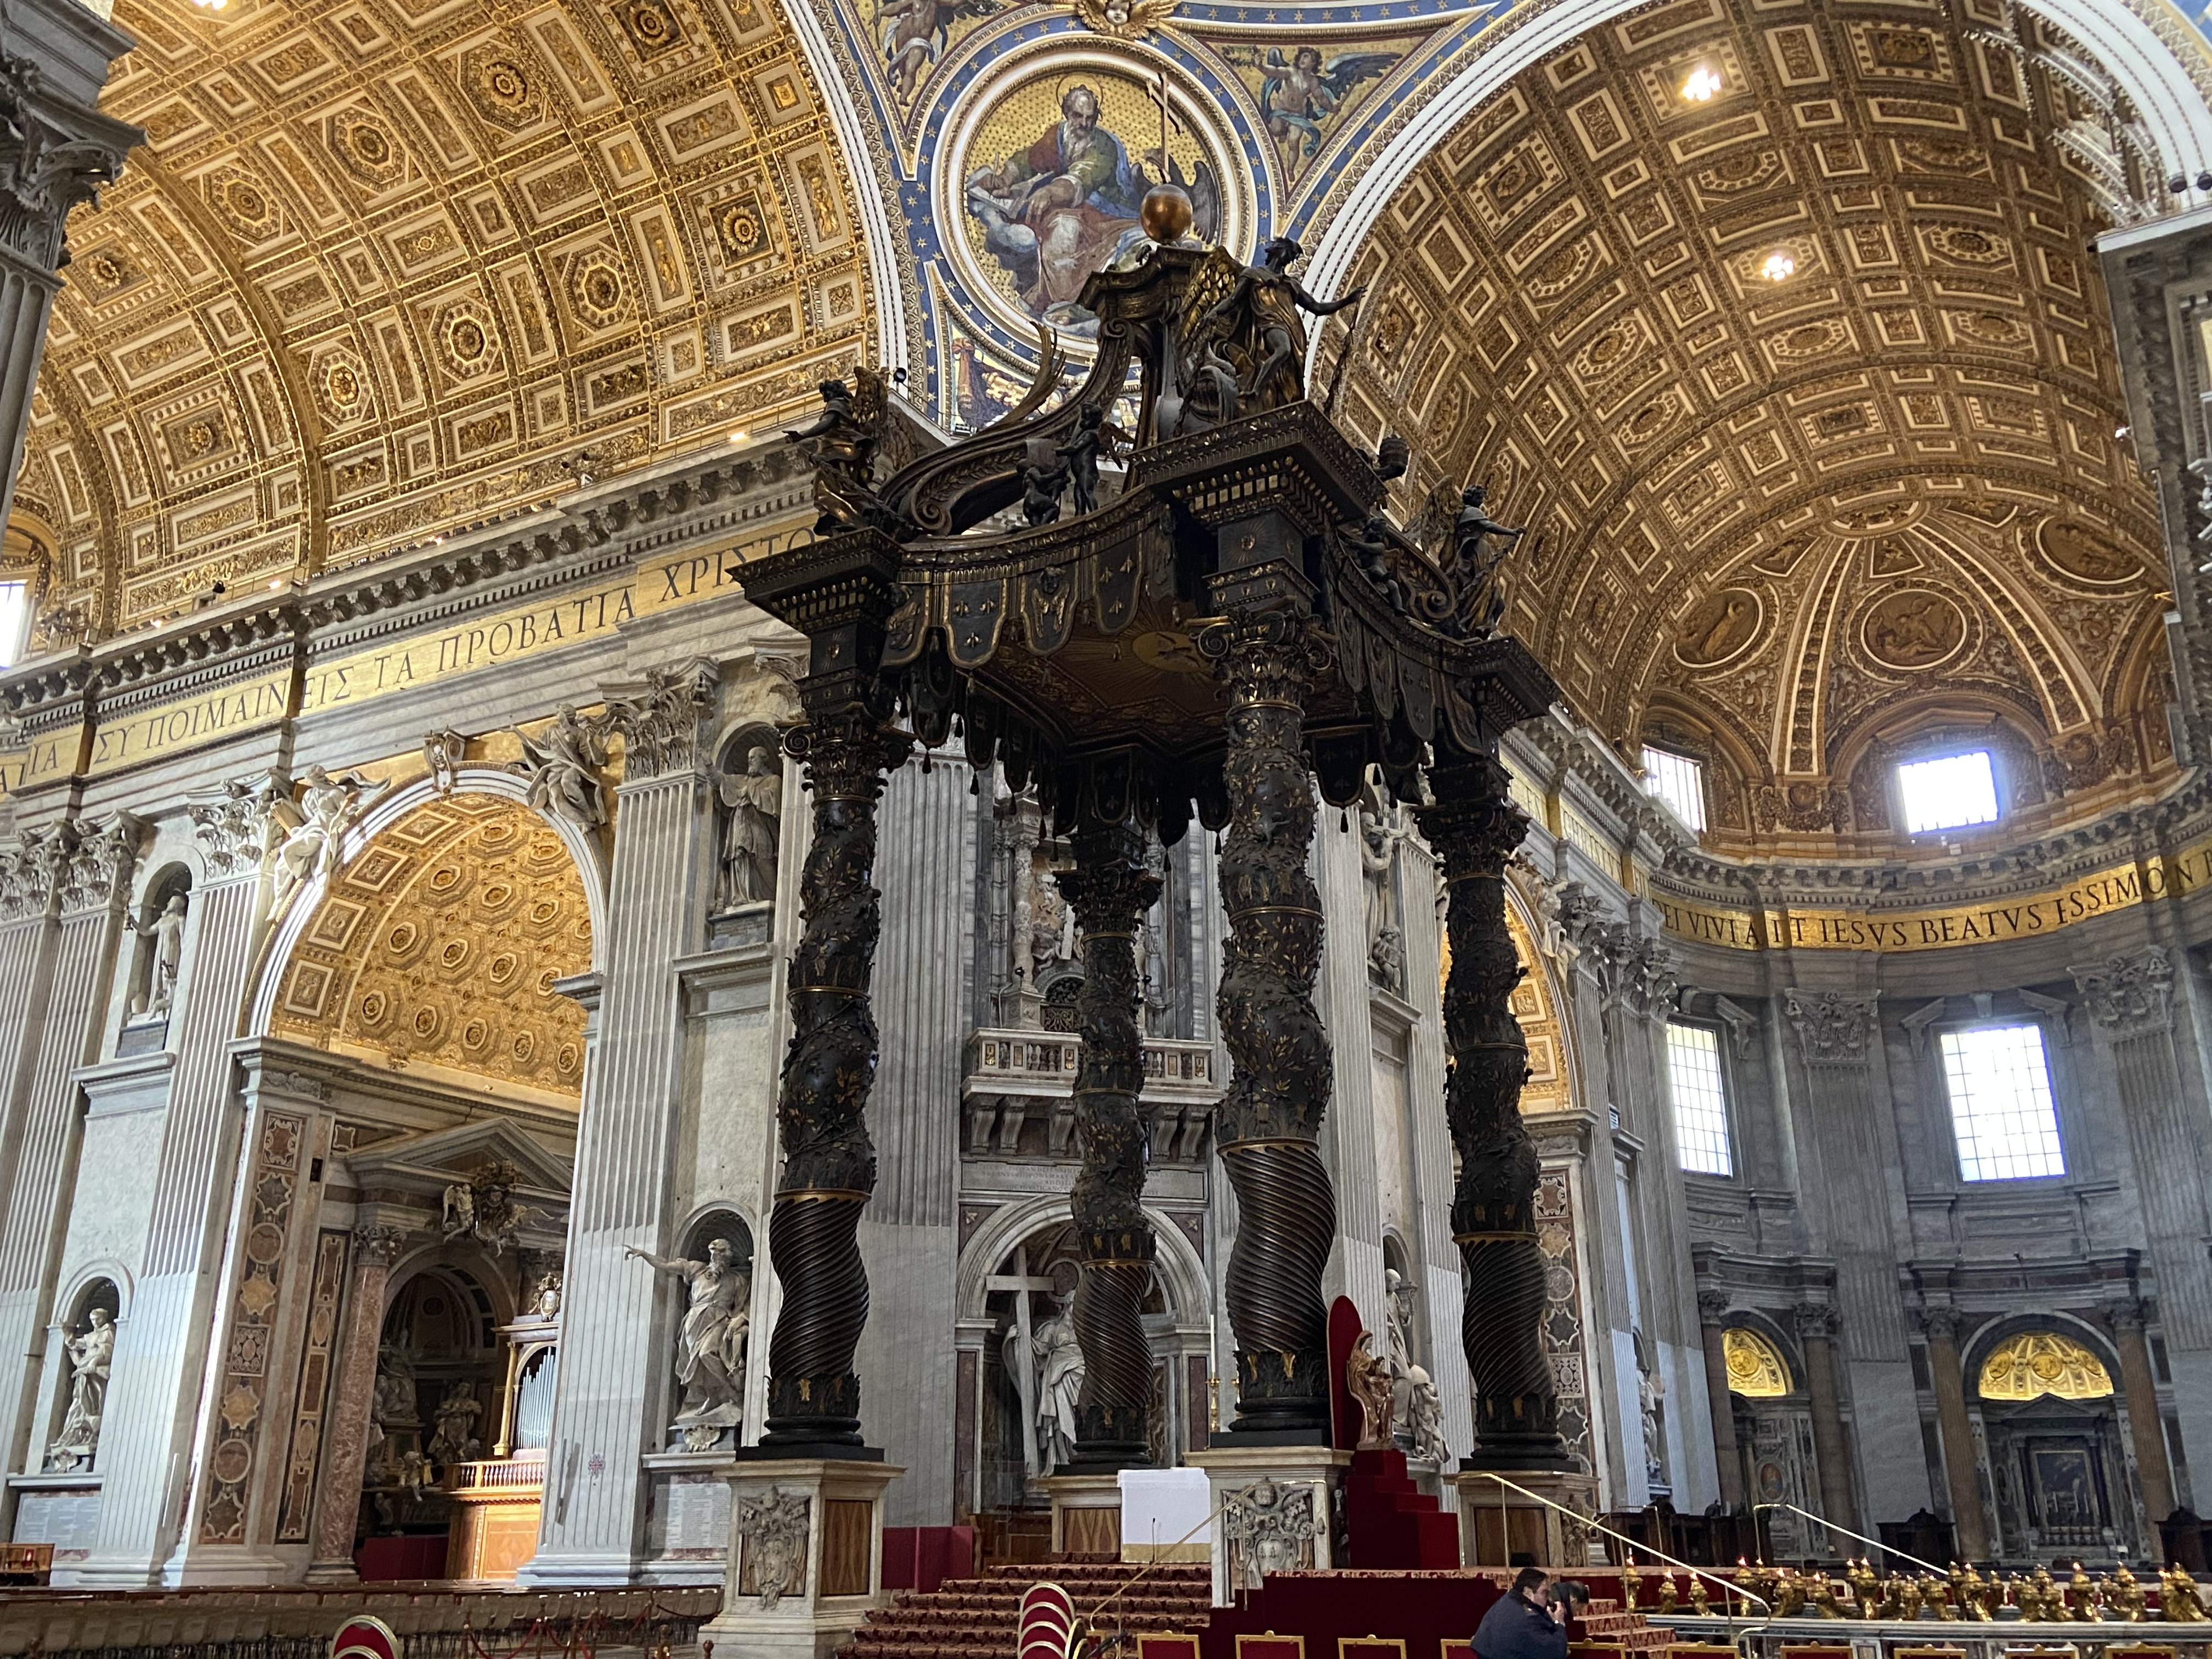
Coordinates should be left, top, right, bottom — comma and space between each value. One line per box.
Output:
758, 676, 906, 1454
1414, 750, 1566, 1469
1057, 816, 1164, 1470
1206, 612, 1336, 1438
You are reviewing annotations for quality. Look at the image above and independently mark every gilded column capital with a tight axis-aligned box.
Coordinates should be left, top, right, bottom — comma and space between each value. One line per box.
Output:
2069, 946, 2174, 1039
1784, 988, 1879, 1065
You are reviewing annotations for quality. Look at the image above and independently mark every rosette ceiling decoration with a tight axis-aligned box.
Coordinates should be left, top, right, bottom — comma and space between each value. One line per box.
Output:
1334, 0, 2181, 850
18, 0, 871, 635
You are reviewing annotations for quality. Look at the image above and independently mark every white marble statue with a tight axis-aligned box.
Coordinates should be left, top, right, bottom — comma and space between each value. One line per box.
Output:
1402, 1364, 1448, 1464
46, 1307, 113, 1473
626, 1238, 751, 1447
268, 765, 390, 909
1359, 797, 1407, 991
717, 746, 783, 907
514, 706, 610, 830
1384, 1267, 1418, 1372
1638, 1346, 1668, 1486
1007, 1294, 1085, 1472
129, 892, 188, 1017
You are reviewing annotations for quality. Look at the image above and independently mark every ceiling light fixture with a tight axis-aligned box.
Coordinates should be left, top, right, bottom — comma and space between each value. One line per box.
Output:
1681, 66, 1722, 101
190, 0, 229, 10
730, 427, 752, 444
1760, 251, 1796, 283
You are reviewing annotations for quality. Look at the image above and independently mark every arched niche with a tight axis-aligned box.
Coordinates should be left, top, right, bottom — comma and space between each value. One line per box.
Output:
709, 723, 786, 929
356, 1259, 507, 1550
1965, 1315, 2135, 1559
1718, 1315, 1824, 1560
42, 1275, 120, 1476
252, 788, 596, 1110
953, 1197, 1210, 1521
120, 861, 193, 1047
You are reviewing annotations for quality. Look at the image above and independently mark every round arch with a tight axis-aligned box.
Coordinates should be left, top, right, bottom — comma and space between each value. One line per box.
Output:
1963, 1310, 2124, 1402
1303, 0, 2212, 307
955, 1194, 1210, 1328
247, 768, 609, 1042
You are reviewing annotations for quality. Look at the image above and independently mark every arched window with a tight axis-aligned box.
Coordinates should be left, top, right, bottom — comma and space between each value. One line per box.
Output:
1976, 1330, 2113, 1402
1722, 1326, 1792, 1397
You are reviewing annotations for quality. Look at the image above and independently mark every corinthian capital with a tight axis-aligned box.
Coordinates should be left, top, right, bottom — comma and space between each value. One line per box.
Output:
1792, 1302, 1839, 1340
603, 657, 719, 779
58, 811, 140, 915
187, 769, 291, 877
2069, 947, 2174, 1039
0, 824, 65, 922
1784, 988, 1879, 1065
351, 1224, 408, 1268
0, 52, 137, 274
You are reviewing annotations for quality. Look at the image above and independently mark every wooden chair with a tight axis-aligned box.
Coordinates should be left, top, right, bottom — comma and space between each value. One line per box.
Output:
1341, 1642, 1408, 1659
1780, 1646, 1854, 1659
1570, 1644, 1629, 1659
1894, 1647, 1970, 1659
2107, 1647, 2178, 1659
1138, 1638, 1202, 1659
1238, 1637, 1307, 1659
2001, 1649, 2080, 1659
1440, 1642, 1475, 1659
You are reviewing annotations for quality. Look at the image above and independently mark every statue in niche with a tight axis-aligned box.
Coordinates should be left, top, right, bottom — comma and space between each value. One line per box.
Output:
44, 1306, 112, 1473
514, 706, 610, 831
1222, 1477, 1318, 1587
426, 1383, 483, 1466
1027, 862, 1076, 985
1384, 1267, 1417, 1373
442, 1160, 530, 1254
626, 1236, 751, 1449
717, 745, 783, 909
1358, 797, 1406, 992
128, 892, 188, 1018
268, 765, 391, 910
1635, 1334, 1668, 1488
1346, 1331, 1395, 1449
1007, 1293, 1084, 1472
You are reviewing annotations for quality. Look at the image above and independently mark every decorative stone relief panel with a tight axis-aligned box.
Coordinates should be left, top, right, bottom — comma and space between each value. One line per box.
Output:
200, 1108, 305, 1544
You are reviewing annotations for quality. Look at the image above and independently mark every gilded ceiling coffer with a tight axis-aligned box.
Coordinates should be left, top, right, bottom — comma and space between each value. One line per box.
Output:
1415, 752, 1567, 1470
742, 229, 1557, 1460
749, 540, 909, 1460
1057, 804, 1164, 1470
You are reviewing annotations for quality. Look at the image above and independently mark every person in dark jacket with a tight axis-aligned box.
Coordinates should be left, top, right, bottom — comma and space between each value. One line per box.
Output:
1474, 1567, 1569, 1659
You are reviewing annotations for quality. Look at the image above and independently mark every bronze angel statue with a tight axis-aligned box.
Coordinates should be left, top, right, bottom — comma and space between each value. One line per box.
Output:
784, 370, 887, 532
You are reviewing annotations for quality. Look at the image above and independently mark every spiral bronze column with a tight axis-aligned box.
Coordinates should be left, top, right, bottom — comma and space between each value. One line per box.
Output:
1056, 815, 1164, 1470
756, 673, 906, 1456
1206, 610, 1336, 1440
1413, 749, 1566, 1469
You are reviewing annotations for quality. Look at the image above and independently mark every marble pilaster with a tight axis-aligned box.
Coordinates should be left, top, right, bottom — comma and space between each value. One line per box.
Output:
0, 819, 135, 1482
303, 1226, 406, 1581
2108, 1296, 2177, 1527
2070, 949, 2212, 1464
1696, 1292, 1745, 1510
1918, 1307, 1989, 1561
1314, 806, 1386, 1334
522, 661, 718, 1584
1792, 1302, 1859, 1534
76, 812, 272, 1586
